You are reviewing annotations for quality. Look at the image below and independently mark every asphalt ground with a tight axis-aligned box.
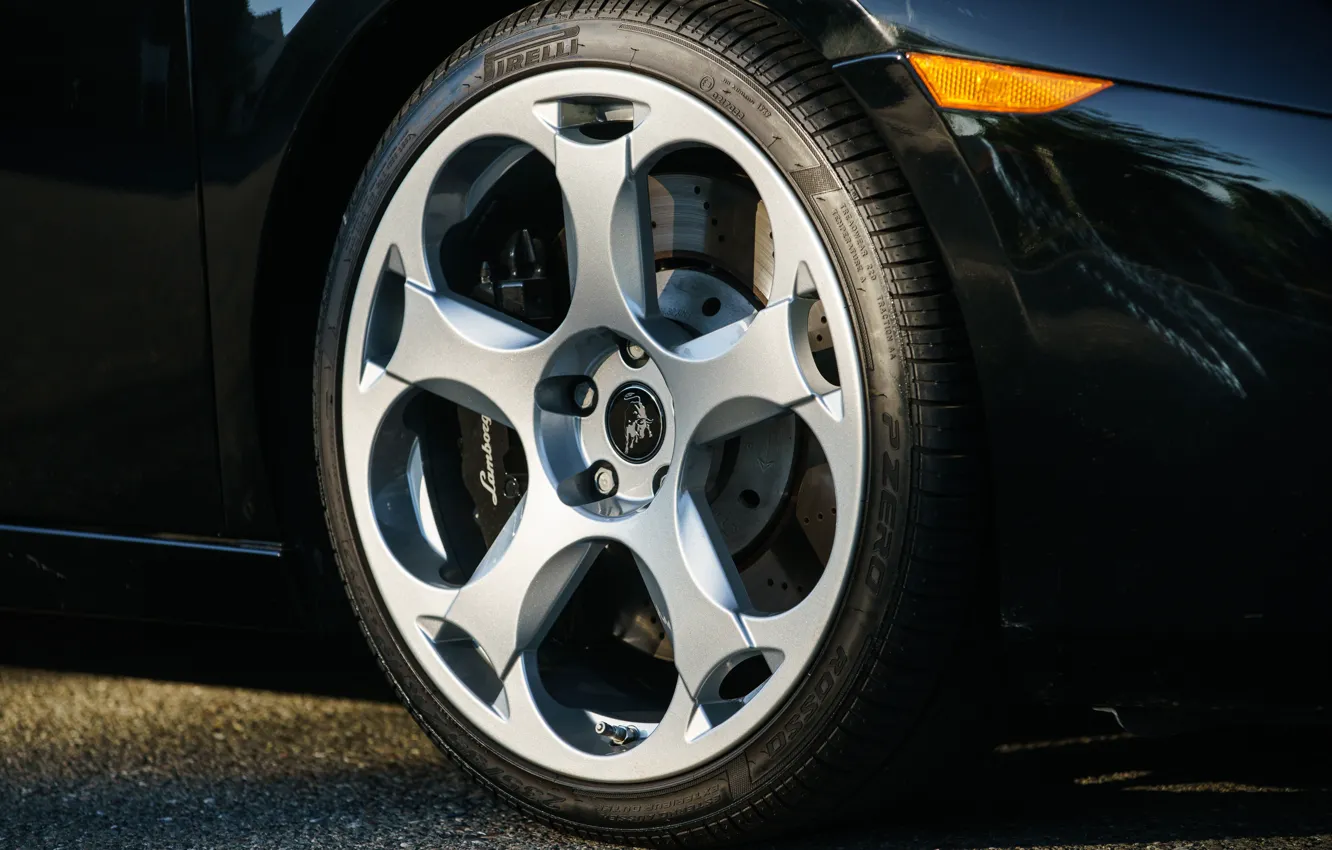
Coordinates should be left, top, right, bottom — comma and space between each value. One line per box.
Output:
2, 617, 1330, 850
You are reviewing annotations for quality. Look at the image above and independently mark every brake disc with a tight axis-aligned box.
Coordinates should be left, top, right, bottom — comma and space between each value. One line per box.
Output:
648, 172, 773, 302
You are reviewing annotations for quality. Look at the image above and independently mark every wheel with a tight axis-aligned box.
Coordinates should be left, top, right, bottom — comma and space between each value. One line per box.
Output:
315, 1, 987, 843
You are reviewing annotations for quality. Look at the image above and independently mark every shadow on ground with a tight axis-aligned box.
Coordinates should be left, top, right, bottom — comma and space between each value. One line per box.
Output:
806, 728, 1332, 850
1, 614, 1329, 849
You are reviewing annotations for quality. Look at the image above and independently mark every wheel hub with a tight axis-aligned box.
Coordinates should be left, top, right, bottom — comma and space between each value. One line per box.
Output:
541, 336, 678, 511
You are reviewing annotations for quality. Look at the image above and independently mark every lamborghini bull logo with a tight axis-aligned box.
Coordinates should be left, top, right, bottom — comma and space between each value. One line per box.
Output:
622, 393, 655, 452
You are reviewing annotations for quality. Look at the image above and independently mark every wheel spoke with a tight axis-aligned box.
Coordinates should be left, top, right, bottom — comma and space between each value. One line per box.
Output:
796, 388, 858, 475
634, 491, 753, 700
342, 366, 413, 461
442, 488, 601, 682
378, 565, 460, 634
666, 297, 837, 446
767, 228, 828, 304
556, 131, 656, 326
382, 282, 546, 432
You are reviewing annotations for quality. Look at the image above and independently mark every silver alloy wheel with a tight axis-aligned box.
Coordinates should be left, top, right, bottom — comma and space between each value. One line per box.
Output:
339, 68, 866, 782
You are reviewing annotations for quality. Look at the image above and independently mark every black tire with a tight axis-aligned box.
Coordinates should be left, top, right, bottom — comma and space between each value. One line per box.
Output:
315, 1, 990, 844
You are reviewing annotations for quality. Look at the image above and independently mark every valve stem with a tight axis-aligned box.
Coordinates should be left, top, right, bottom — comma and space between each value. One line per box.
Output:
594, 721, 640, 746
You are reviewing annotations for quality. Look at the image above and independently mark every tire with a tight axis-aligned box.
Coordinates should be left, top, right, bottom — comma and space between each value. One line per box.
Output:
314, 1, 989, 845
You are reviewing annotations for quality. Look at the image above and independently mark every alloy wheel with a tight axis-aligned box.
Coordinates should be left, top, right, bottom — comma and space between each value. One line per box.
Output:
337, 68, 866, 782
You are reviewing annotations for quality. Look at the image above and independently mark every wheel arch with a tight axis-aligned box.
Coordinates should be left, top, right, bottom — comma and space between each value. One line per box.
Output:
831, 53, 1020, 647
832, 53, 1029, 420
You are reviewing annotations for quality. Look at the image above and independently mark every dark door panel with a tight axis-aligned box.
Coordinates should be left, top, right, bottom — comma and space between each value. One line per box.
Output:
189, 0, 390, 539
0, 0, 221, 533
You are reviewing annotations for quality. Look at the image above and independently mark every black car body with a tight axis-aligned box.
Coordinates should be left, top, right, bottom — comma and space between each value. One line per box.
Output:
2, 0, 1330, 718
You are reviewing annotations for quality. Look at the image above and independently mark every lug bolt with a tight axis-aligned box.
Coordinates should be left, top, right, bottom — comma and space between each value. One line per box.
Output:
593, 464, 618, 497
572, 379, 597, 413
595, 721, 640, 746
621, 340, 649, 368
653, 466, 669, 494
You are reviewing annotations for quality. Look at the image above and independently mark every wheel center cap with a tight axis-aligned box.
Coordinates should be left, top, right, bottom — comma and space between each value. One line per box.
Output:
605, 383, 665, 463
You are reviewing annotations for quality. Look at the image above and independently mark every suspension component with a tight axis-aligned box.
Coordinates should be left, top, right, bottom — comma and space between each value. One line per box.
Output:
471, 228, 556, 321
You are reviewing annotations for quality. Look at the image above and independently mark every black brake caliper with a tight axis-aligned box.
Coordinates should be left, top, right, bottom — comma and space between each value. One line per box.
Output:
457, 408, 525, 546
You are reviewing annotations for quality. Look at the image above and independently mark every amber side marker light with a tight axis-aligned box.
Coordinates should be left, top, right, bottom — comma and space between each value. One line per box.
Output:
907, 52, 1112, 114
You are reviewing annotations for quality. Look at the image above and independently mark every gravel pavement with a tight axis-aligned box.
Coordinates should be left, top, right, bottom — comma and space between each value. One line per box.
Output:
2, 626, 1330, 850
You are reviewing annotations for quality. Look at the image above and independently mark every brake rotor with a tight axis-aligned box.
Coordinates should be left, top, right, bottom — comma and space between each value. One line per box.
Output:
648, 173, 773, 302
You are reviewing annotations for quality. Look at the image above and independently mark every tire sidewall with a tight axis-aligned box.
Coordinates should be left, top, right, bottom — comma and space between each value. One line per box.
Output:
316, 15, 914, 834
